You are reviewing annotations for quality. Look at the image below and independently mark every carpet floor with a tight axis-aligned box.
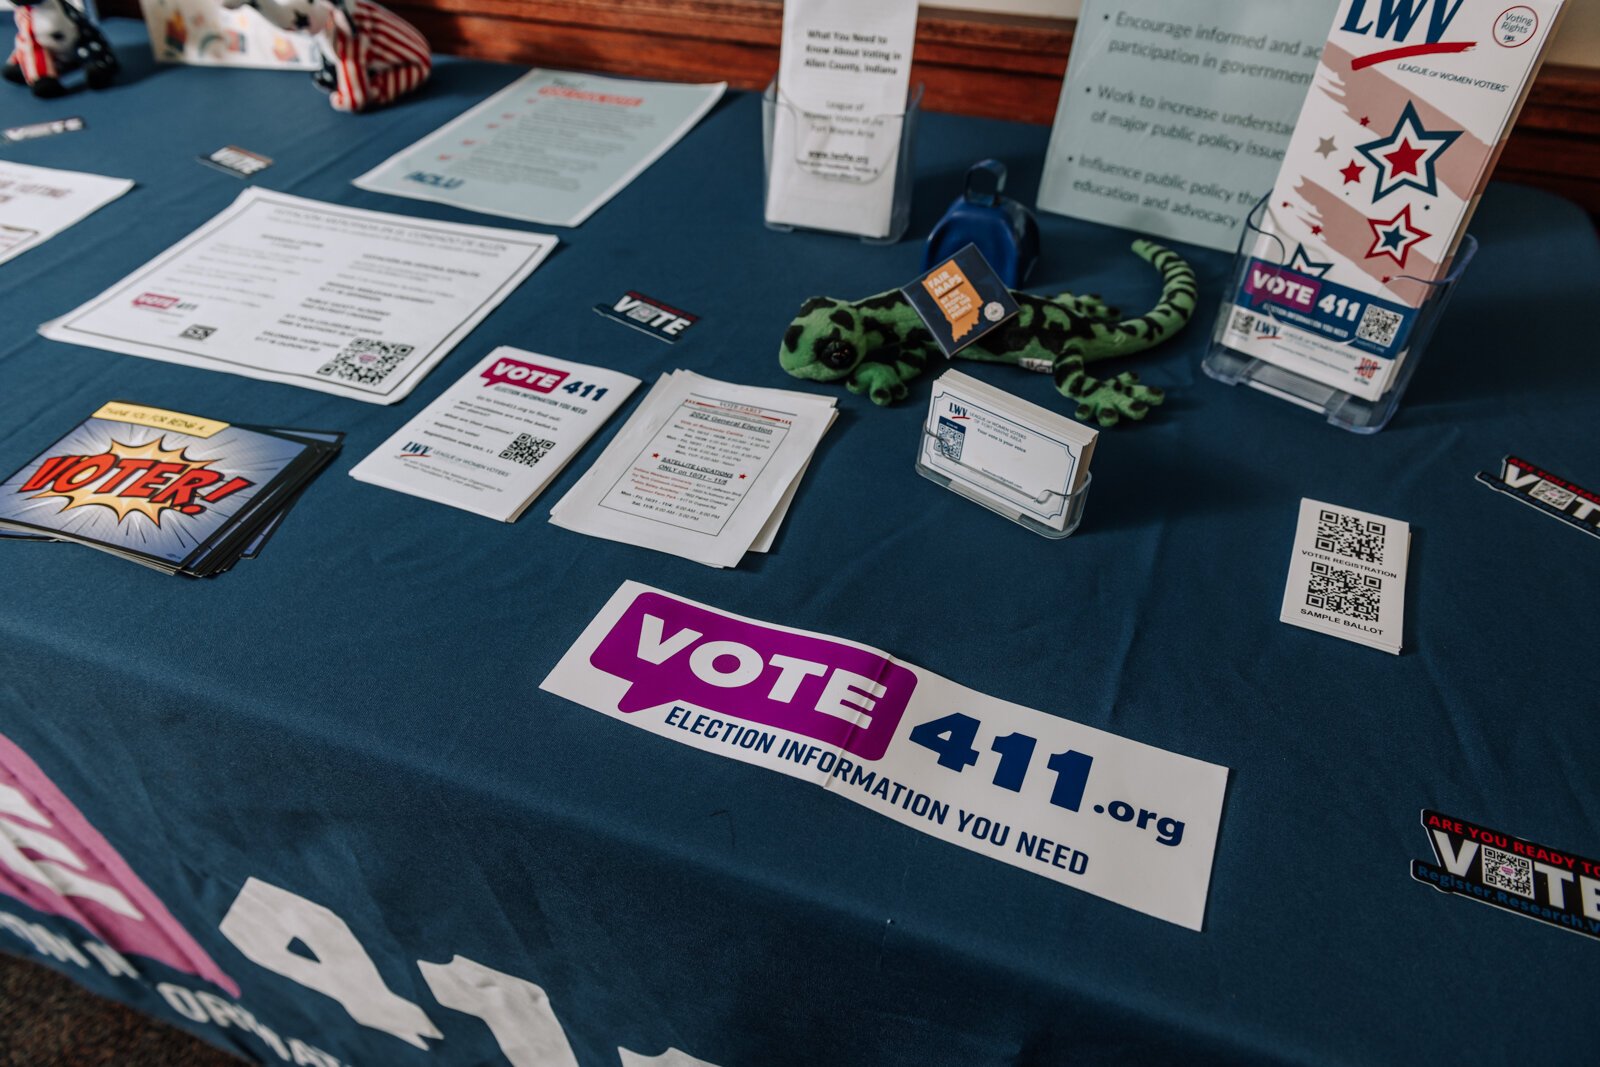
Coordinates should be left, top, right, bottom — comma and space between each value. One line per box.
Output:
0, 951, 241, 1066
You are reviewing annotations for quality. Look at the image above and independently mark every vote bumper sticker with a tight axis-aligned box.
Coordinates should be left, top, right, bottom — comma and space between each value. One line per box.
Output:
542, 581, 1229, 930
1412, 810, 1600, 941
593, 291, 699, 344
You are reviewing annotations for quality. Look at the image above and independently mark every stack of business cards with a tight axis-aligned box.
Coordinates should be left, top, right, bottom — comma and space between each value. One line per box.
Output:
1279, 498, 1410, 654
349, 347, 640, 522
550, 370, 836, 567
0, 402, 341, 577
917, 369, 1097, 533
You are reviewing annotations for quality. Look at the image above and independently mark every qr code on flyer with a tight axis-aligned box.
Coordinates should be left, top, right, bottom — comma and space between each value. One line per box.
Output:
1316, 508, 1386, 564
1306, 562, 1381, 621
315, 338, 416, 387
498, 433, 555, 468
1229, 309, 1256, 337
1356, 304, 1403, 349
1481, 846, 1534, 898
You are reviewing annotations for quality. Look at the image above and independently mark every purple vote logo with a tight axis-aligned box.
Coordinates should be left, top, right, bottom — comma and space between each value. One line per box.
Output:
1245, 263, 1320, 311
589, 591, 916, 761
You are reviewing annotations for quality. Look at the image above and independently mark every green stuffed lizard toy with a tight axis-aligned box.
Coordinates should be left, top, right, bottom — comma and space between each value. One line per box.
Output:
779, 239, 1197, 425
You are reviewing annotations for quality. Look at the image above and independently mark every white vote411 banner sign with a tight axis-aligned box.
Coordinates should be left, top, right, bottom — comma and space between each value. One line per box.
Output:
543, 582, 1231, 929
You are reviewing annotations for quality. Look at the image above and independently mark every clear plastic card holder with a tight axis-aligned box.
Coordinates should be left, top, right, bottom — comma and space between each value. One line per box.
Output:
762, 80, 922, 245
1202, 194, 1478, 434
914, 428, 1093, 540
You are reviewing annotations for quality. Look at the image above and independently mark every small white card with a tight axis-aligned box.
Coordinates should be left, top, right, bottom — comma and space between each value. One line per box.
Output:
918, 370, 1097, 532
550, 371, 835, 567
349, 347, 639, 522
1280, 498, 1410, 654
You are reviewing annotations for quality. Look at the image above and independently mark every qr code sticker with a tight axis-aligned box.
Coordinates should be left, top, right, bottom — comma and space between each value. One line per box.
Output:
498, 433, 555, 468
315, 338, 416, 387
1305, 562, 1381, 621
1315, 508, 1386, 564
1230, 310, 1256, 337
935, 418, 965, 462
180, 324, 216, 341
1356, 304, 1403, 349
1528, 479, 1576, 510
1481, 846, 1533, 898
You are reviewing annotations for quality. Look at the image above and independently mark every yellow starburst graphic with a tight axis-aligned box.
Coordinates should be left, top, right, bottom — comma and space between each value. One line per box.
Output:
32, 437, 214, 527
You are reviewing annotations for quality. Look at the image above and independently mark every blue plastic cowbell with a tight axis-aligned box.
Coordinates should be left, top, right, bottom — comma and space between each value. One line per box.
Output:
923, 160, 1040, 287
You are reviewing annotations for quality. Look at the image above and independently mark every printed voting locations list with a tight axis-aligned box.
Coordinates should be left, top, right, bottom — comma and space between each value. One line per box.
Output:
349, 348, 639, 522
40, 189, 557, 404
355, 69, 725, 227
551, 372, 835, 568
765, 0, 917, 238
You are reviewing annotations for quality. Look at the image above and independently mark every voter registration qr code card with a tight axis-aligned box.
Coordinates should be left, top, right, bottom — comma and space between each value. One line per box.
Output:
901, 244, 1019, 358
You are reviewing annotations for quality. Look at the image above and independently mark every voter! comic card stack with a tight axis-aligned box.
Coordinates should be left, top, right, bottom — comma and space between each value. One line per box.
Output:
1222, 0, 1566, 399
0, 402, 341, 577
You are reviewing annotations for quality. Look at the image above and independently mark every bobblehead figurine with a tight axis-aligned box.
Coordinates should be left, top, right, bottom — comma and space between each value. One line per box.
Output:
223, 0, 430, 112
5, 0, 118, 98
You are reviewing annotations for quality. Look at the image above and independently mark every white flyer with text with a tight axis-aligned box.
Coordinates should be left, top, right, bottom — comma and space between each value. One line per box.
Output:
349, 347, 640, 521
40, 189, 557, 404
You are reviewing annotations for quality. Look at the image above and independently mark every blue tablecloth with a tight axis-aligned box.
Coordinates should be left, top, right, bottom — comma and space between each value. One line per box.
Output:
1, 20, 1597, 1066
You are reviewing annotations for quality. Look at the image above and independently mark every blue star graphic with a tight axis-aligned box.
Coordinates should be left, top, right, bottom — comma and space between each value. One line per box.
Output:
1379, 225, 1406, 250
1288, 245, 1332, 278
1355, 101, 1461, 202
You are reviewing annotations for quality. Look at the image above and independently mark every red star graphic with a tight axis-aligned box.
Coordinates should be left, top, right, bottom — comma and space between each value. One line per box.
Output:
651, 453, 660, 459
738, 474, 747, 479
1339, 160, 1365, 184
1281, 200, 1292, 208
1360, 116, 1371, 127
1364, 204, 1432, 268
1383, 139, 1426, 176
1381, 276, 1391, 283
1311, 225, 1323, 236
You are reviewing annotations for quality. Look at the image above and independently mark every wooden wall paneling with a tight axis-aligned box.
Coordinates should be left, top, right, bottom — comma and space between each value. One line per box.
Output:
96, 0, 1600, 212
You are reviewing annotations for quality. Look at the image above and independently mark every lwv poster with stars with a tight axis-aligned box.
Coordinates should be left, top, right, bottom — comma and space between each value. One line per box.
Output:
1037, 0, 1338, 253
1222, 0, 1567, 400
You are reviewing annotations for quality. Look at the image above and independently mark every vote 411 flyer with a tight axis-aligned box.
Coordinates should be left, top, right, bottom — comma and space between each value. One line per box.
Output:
0, 402, 341, 576
543, 582, 1230, 929
1222, 0, 1566, 399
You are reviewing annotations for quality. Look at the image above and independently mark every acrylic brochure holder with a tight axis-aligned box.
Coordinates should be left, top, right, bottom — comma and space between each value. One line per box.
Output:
762, 80, 922, 245
914, 428, 1093, 540
1203, 195, 1477, 434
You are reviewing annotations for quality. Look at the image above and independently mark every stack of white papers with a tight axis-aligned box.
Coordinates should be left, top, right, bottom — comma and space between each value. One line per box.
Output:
349, 347, 639, 522
1279, 498, 1410, 654
918, 370, 1097, 533
550, 371, 836, 567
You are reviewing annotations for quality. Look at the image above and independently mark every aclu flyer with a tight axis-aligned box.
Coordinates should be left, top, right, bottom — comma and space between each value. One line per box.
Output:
543, 582, 1230, 929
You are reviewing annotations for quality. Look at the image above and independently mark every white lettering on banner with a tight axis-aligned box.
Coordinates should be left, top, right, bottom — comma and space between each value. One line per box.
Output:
619, 1050, 724, 1067
420, 955, 580, 1067
0, 784, 143, 919
0, 906, 344, 1066
218, 877, 443, 1049
216, 879, 728, 1067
